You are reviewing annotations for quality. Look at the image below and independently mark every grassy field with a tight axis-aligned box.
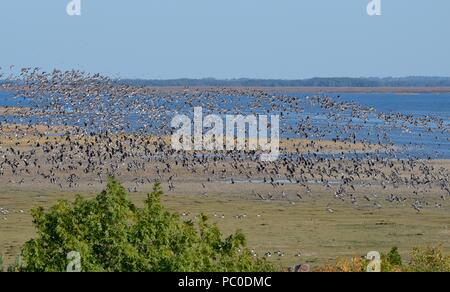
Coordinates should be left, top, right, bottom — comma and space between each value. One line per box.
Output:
1, 184, 449, 269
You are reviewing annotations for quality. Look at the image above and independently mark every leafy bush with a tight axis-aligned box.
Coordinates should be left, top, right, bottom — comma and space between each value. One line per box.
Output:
20, 178, 277, 272
406, 246, 450, 272
379, 247, 403, 272
386, 247, 402, 266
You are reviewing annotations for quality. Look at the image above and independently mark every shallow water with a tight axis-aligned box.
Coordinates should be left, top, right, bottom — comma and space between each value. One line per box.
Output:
1, 90, 449, 159
286, 92, 450, 159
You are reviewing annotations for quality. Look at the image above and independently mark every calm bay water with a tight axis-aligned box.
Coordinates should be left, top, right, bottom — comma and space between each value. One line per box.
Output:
1, 90, 449, 159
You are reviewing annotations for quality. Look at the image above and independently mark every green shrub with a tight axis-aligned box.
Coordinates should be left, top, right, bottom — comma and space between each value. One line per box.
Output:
20, 178, 277, 272
379, 247, 403, 272
0, 255, 3, 272
387, 247, 402, 266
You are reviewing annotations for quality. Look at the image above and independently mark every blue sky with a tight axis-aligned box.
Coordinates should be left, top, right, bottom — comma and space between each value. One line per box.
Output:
0, 0, 449, 79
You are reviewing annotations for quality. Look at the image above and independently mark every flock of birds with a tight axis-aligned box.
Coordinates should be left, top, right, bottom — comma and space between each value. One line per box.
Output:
0, 67, 449, 263
0, 67, 449, 221
0, 207, 24, 221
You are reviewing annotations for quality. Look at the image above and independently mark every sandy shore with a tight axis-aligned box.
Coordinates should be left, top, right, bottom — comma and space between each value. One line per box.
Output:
0, 107, 33, 116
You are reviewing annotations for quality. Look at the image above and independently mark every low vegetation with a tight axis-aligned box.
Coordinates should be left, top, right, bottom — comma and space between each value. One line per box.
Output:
315, 246, 450, 272
314, 256, 367, 272
0, 255, 23, 272
406, 246, 450, 272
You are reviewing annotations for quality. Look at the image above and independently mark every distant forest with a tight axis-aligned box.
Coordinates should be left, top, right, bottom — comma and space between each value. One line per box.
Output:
119, 77, 450, 87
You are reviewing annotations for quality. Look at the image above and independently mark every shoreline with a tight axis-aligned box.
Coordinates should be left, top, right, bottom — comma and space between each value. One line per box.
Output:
3, 85, 450, 94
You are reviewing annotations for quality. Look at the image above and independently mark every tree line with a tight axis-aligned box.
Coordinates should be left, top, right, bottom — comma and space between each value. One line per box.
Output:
118, 77, 450, 87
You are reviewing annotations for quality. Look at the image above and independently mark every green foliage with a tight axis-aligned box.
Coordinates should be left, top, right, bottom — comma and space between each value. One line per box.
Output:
406, 246, 450, 272
387, 247, 402, 266
20, 178, 277, 272
380, 247, 403, 272
0, 255, 3, 272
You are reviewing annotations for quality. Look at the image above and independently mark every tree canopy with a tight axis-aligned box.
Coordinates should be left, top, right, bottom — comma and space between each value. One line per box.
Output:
21, 178, 277, 272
